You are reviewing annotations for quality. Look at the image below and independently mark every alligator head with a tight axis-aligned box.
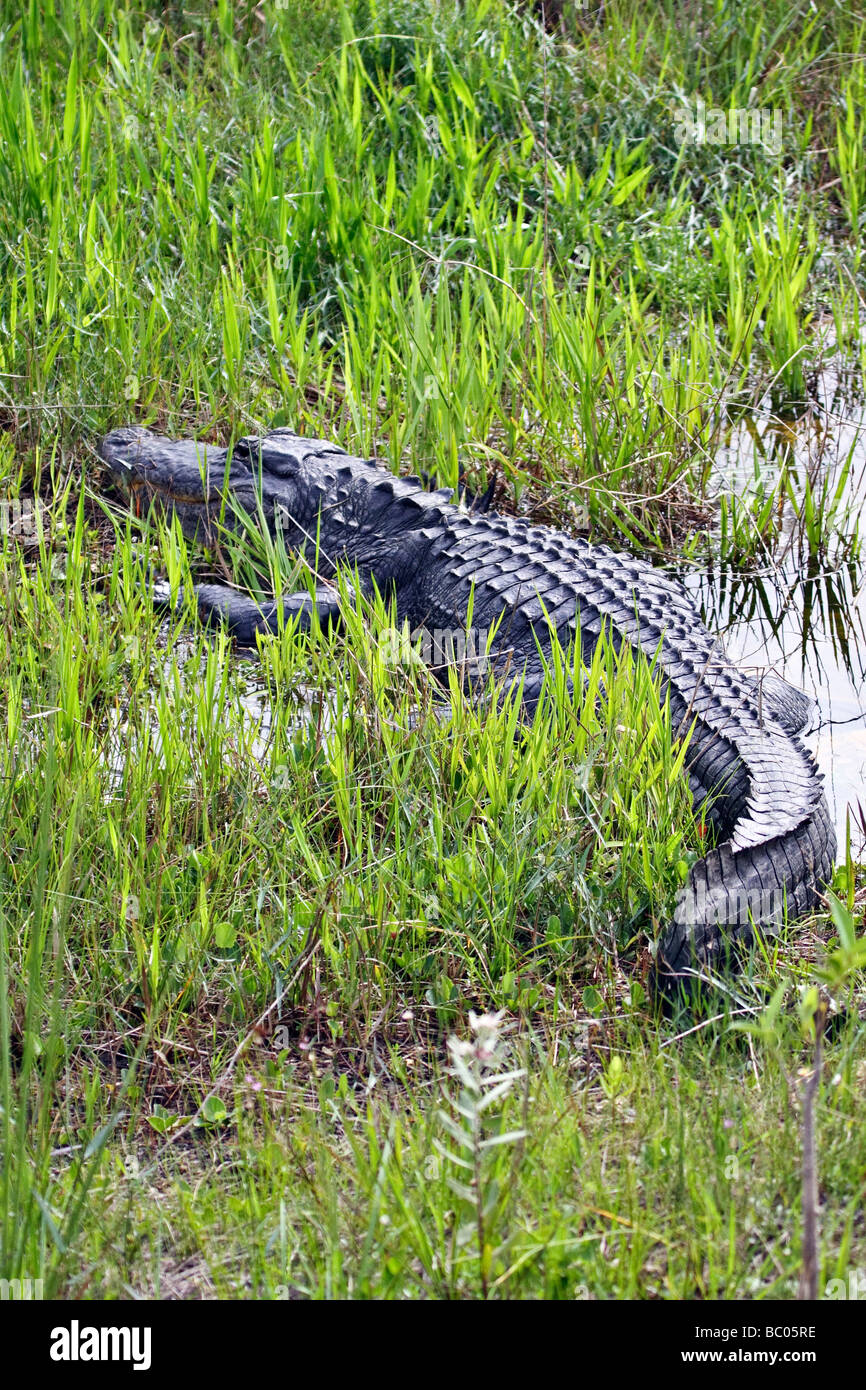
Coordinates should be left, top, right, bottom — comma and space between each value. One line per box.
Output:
98, 425, 329, 553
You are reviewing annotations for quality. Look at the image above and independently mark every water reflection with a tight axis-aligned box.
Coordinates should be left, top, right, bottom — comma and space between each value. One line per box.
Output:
679, 353, 866, 859
681, 559, 865, 857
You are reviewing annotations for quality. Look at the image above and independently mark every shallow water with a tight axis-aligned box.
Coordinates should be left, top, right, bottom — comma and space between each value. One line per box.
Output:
680, 357, 866, 859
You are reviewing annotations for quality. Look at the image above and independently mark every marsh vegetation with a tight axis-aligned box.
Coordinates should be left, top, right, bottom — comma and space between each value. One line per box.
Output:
0, 0, 864, 1299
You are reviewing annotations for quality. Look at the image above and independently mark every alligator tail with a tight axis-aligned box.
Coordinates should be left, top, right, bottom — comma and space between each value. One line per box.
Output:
655, 766, 836, 990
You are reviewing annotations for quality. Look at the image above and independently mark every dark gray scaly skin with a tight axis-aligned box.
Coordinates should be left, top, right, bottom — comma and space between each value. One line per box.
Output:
99, 425, 836, 990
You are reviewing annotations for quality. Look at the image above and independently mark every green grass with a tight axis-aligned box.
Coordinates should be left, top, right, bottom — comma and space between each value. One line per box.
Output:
0, 0, 864, 1300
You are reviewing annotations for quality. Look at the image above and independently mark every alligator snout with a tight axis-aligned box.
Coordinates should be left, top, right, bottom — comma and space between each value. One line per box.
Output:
99, 426, 156, 478
98, 427, 228, 504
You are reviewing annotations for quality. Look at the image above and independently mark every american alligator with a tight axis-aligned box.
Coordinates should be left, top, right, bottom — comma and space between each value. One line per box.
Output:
99, 425, 836, 990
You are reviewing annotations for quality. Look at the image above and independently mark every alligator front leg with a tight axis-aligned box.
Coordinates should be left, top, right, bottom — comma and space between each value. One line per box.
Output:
191, 582, 344, 644
149, 578, 346, 645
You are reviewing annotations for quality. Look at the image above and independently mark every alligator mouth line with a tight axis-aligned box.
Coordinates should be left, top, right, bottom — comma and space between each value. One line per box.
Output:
127, 481, 211, 512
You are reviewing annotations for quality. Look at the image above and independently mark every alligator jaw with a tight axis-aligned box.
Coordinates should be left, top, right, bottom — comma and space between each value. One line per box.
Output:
99, 427, 222, 501
99, 426, 242, 542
